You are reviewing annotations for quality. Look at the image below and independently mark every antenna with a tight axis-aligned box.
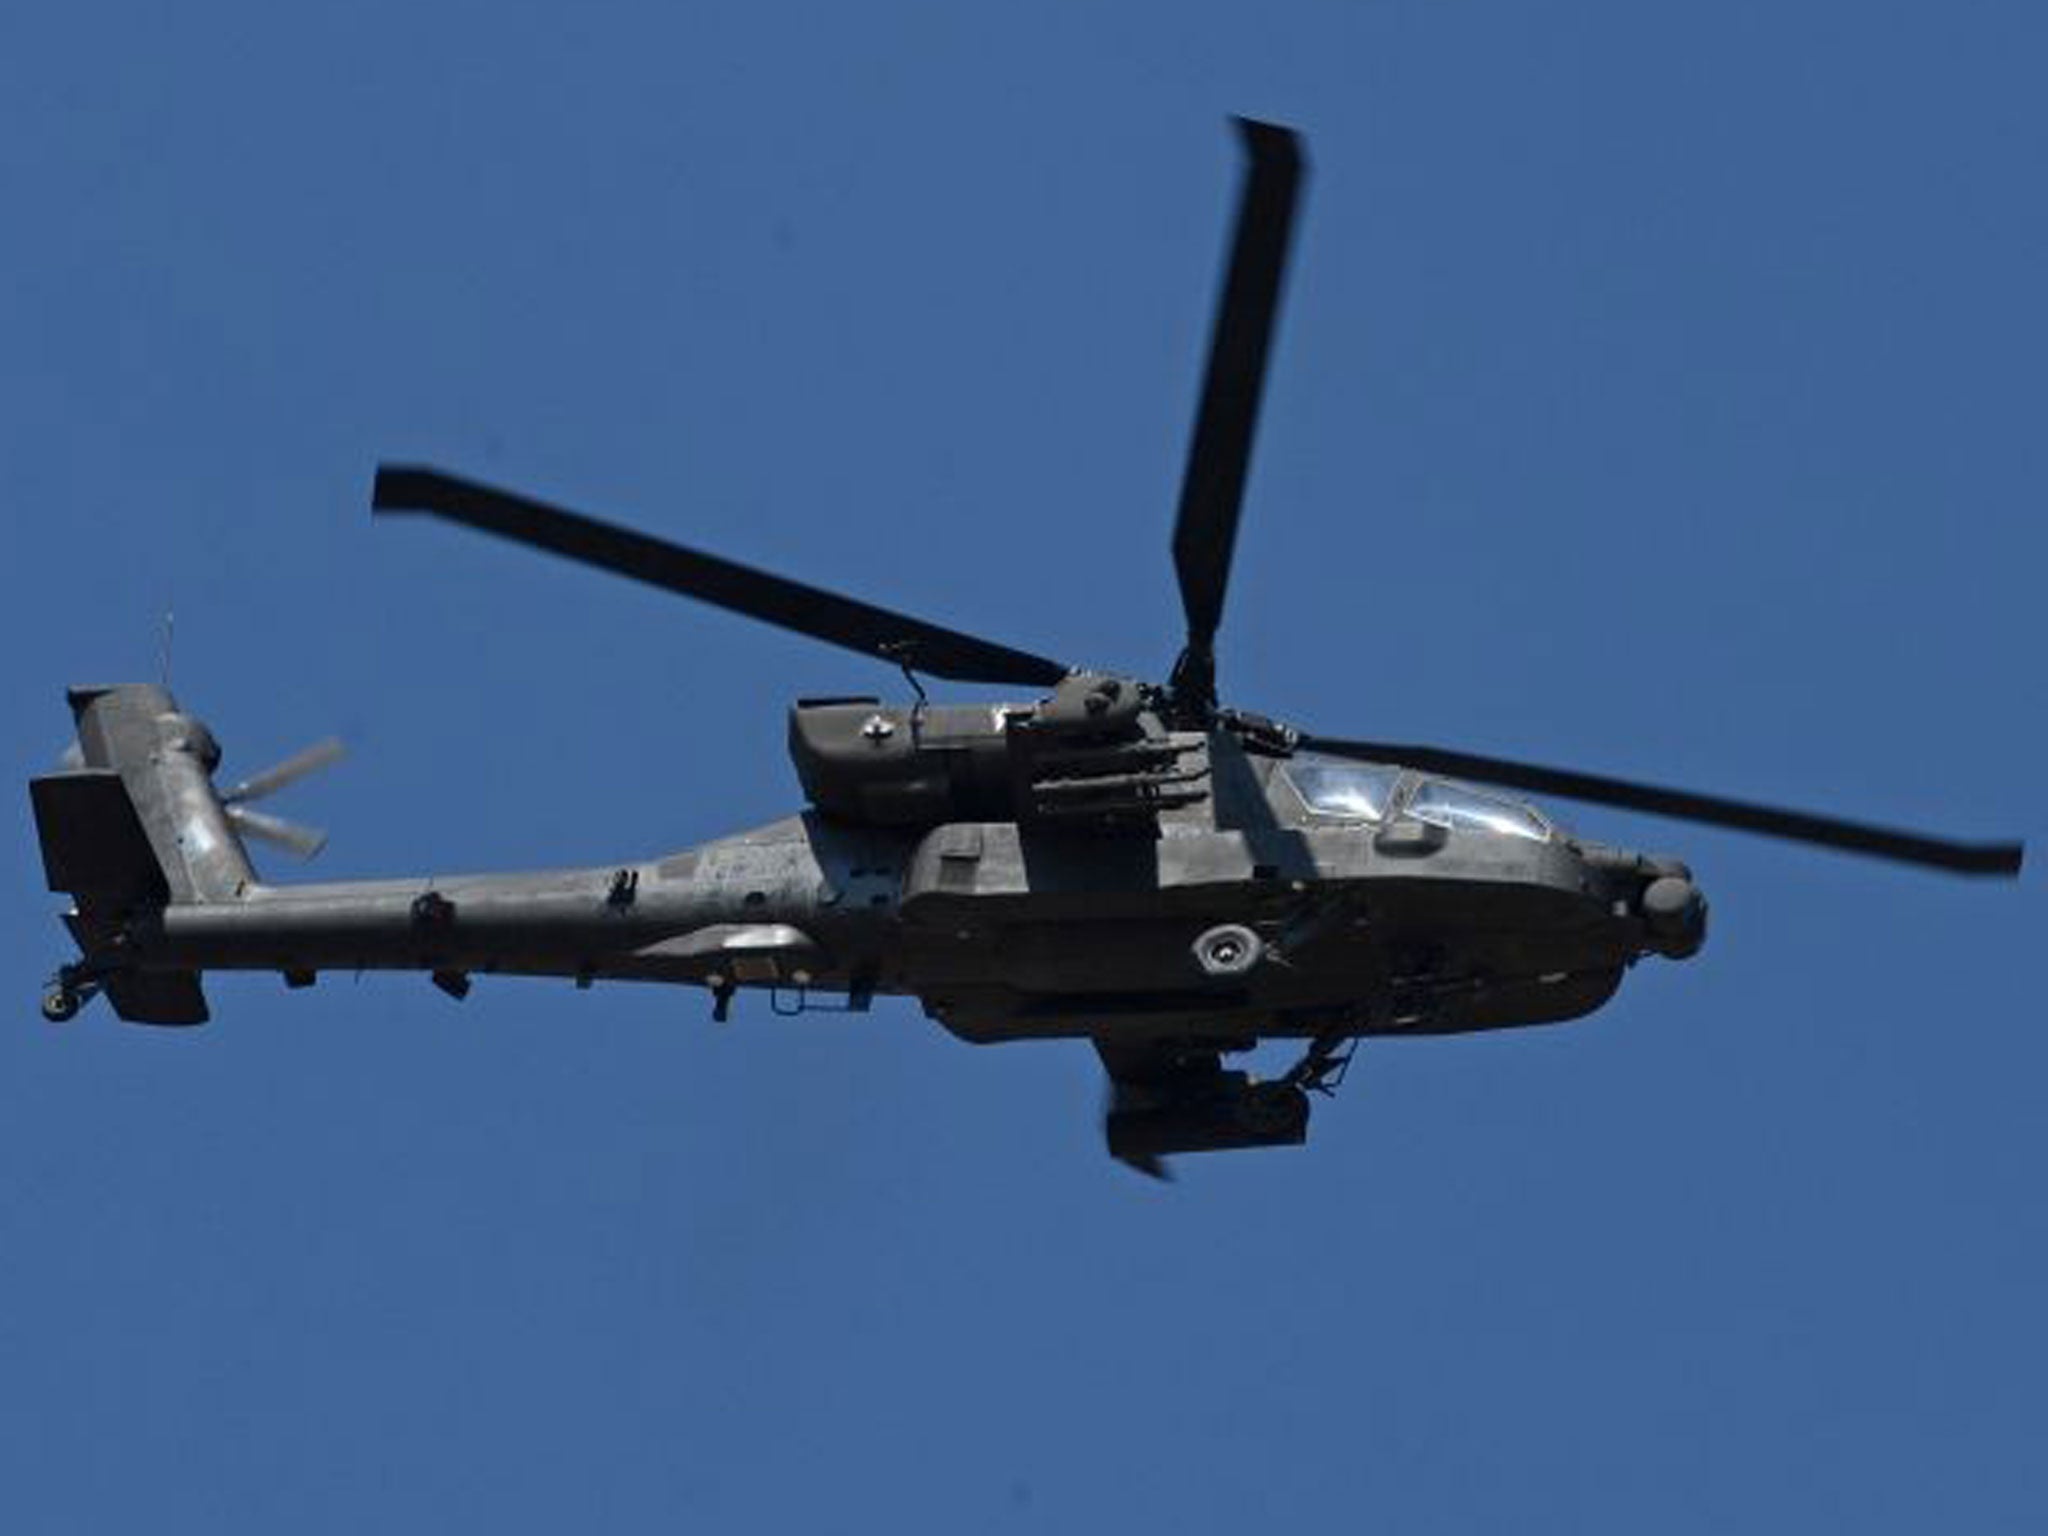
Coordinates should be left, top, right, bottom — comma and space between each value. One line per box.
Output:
159, 606, 176, 689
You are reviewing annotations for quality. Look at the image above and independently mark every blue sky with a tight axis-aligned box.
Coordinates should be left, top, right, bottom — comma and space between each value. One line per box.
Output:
3, 2, 2042, 1530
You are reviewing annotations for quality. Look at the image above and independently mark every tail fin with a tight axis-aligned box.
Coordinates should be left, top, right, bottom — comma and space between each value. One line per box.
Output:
44, 685, 258, 904
30, 686, 256, 1025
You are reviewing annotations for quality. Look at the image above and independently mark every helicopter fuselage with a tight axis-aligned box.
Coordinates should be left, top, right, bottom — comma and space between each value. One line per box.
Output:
73, 685, 1705, 1056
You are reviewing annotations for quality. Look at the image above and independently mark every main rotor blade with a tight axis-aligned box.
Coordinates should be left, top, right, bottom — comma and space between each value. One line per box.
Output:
1171, 118, 1306, 668
1297, 735, 2025, 876
373, 467, 1071, 689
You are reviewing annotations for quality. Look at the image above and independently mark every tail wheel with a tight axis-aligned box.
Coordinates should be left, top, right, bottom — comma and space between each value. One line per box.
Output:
41, 985, 81, 1023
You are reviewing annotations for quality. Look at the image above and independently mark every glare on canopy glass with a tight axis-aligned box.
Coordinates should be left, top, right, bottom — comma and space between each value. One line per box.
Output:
1407, 779, 1551, 842
1285, 756, 1403, 821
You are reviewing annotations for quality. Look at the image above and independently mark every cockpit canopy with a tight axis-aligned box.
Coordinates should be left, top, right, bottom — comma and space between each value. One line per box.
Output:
1284, 757, 1402, 822
1280, 753, 1552, 842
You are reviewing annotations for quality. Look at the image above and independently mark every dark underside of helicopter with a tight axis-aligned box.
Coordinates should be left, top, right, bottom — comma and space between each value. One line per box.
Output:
31, 119, 2021, 1175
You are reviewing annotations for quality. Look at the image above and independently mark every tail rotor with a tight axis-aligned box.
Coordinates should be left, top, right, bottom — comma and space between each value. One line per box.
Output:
220, 736, 345, 860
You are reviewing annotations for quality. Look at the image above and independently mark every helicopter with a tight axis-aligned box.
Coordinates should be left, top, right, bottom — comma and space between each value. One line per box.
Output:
29, 119, 2024, 1176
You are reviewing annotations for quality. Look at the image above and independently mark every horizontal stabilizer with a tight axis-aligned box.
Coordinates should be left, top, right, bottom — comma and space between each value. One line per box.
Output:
103, 970, 209, 1026
30, 770, 167, 908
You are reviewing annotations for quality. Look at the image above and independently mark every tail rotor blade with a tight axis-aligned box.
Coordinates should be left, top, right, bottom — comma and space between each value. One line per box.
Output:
225, 805, 330, 861
219, 737, 346, 805
1297, 734, 2025, 877
1169, 118, 1307, 709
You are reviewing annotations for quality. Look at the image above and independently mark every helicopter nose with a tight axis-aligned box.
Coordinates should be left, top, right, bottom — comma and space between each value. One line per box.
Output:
1641, 873, 1707, 958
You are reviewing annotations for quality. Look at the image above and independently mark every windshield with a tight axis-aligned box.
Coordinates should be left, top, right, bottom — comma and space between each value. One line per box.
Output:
1283, 756, 1403, 821
1406, 779, 1551, 842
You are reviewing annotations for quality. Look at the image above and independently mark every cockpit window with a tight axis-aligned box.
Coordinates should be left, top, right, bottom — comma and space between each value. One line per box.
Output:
1283, 756, 1403, 822
1407, 779, 1550, 842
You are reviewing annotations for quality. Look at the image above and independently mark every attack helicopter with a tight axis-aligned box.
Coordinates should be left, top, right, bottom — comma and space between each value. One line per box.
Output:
30, 120, 2023, 1175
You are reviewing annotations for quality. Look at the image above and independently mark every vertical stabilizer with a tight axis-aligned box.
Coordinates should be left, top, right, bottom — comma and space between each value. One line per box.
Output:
60, 685, 256, 905
30, 684, 247, 1023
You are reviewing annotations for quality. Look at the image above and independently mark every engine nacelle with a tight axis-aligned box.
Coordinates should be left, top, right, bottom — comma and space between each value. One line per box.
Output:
787, 674, 1207, 828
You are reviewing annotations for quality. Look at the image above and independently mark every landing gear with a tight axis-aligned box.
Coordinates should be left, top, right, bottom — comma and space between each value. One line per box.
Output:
1279, 1033, 1356, 1097
1234, 1079, 1311, 1138
39, 968, 99, 1023
1096, 1031, 1364, 1176
707, 974, 736, 1023
1105, 1060, 1311, 1173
